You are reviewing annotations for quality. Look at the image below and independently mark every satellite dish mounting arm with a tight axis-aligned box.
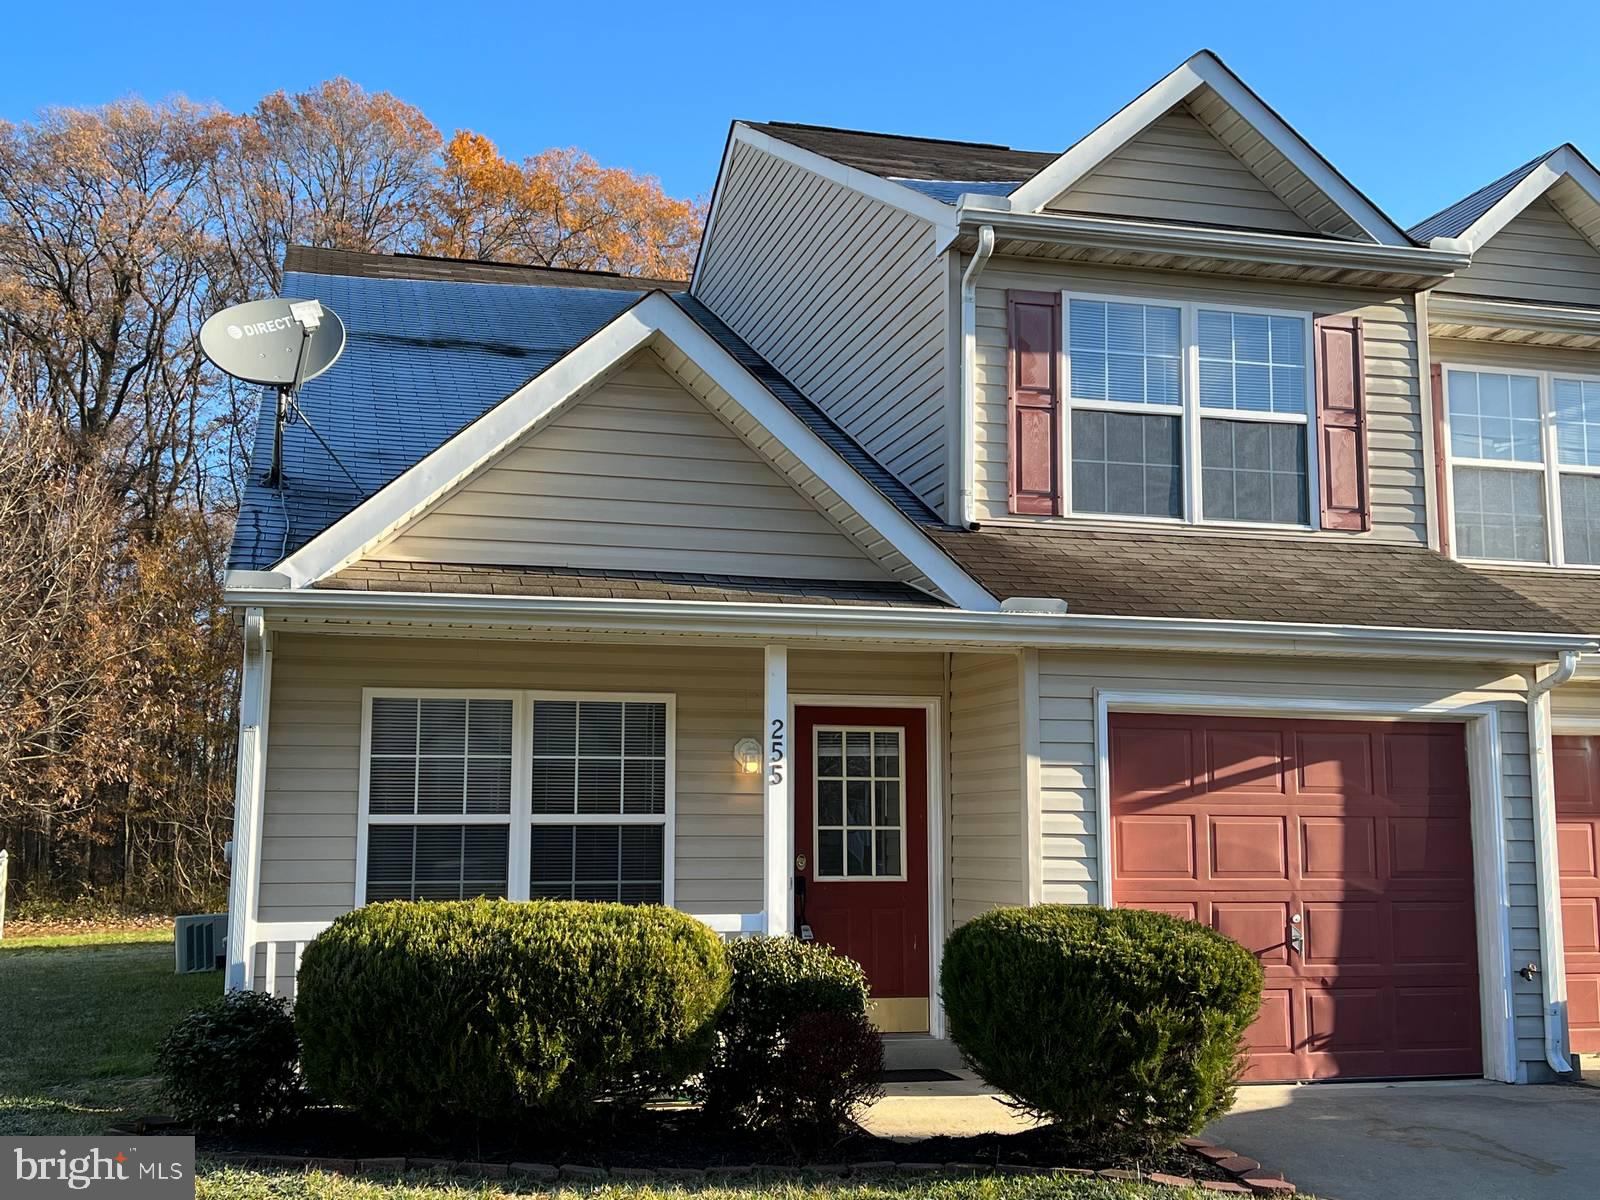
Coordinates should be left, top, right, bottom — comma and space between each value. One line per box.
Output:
267, 301, 325, 489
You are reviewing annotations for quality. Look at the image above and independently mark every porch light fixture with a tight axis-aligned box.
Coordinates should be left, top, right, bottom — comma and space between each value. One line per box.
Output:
733, 737, 762, 774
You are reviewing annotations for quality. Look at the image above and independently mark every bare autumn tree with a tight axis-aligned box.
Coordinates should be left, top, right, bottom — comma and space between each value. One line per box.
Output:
0, 81, 704, 915
0, 99, 227, 523
421, 131, 703, 278
208, 78, 442, 296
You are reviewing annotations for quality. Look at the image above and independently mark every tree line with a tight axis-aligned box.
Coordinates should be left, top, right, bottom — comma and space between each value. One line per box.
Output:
0, 79, 703, 914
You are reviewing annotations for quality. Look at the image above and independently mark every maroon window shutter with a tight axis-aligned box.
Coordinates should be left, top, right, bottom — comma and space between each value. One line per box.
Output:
1007, 290, 1062, 516
1430, 362, 1451, 556
1313, 314, 1370, 532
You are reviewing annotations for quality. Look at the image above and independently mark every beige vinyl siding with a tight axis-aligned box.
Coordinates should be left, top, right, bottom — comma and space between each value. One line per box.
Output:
694, 139, 950, 514
948, 653, 1025, 924
1034, 649, 1545, 1074
378, 352, 887, 581
971, 257, 1426, 543
1441, 197, 1600, 308
1553, 681, 1600, 727
1046, 104, 1316, 235
258, 638, 946, 925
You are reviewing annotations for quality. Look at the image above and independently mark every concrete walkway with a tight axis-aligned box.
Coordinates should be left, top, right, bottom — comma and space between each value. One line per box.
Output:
1205, 1080, 1600, 1200
858, 1069, 1037, 1139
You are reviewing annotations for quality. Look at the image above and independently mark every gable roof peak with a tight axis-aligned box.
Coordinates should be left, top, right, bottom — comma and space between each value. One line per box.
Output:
1001, 49, 1412, 246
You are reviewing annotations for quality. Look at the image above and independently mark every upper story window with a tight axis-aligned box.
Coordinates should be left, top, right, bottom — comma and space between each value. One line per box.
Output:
1443, 366, 1600, 567
1064, 296, 1315, 529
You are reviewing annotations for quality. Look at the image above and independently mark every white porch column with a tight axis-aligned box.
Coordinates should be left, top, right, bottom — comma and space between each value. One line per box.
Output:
225, 608, 272, 990
763, 644, 791, 936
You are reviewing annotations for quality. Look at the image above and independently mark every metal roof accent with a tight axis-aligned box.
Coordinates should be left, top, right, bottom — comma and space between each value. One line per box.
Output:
1407, 149, 1563, 243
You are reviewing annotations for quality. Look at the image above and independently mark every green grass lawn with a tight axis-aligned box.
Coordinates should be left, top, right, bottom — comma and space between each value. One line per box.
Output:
197, 1166, 1192, 1199
0, 934, 220, 1134
3, 937, 1207, 1199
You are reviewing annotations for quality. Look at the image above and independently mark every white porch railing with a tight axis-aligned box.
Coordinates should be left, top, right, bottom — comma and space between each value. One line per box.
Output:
248, 911, 766, 997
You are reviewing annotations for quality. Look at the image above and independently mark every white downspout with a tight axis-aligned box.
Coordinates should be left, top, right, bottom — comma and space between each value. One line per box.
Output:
1528, 648, 1583, 1075
959, 225, 996, 529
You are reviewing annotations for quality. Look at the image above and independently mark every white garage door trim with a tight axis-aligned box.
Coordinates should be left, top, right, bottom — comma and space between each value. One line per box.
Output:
1093, 687, 1517, 1084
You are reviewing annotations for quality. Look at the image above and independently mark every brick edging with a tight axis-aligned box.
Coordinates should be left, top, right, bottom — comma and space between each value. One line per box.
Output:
198, 1144, 1296, 1194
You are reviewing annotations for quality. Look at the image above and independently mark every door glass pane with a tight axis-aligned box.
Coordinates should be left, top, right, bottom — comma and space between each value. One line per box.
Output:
1200, 418, 1308, 525
1071, 410, 1182, 518
814, 726, 905, 879
1452, 465, 1548, 562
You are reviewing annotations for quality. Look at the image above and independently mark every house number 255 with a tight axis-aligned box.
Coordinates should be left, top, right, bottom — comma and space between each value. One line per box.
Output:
768, 717, 786, 787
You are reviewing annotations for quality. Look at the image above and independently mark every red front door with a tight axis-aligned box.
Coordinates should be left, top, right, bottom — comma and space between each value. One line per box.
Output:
793, 705, 929, 1032
1554, 736, 1600, 1055
1109, 713, 1482, 1081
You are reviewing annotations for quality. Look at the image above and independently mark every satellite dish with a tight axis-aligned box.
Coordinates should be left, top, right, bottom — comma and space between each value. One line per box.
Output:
200, 297, 345, 387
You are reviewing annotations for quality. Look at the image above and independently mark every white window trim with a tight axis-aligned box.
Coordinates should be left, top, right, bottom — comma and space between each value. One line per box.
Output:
811, 723, 909, 883
355, 687, 676, 906
1441, 362, 1600, 571
1061, 290, 1321, 533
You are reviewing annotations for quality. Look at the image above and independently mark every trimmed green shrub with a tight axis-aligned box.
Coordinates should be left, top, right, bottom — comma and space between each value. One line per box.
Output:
294, 899, 730, 1132
700, 936, 875, 1142
156, 990, 301, 1128
941, 905, 1263, 1158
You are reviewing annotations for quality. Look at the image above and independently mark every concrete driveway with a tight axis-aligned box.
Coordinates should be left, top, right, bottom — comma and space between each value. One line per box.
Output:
1204, 1080, 1600, 1200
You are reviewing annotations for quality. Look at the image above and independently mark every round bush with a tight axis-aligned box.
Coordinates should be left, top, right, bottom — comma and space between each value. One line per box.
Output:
156, 990, 301, 1129
941, 905, 1262, 1157
699, 936, 871, 1131
295, 899, 730, 1132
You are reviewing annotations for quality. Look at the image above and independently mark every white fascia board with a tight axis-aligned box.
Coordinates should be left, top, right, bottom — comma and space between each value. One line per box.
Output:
270, 298, 659, 588
725, 123, 959, 240
224, 586, 1596, 664
1004, 51, 1411, 247
956, 205, 1468, 278
1444, 148, 1600, 255
269, 292, 993, 611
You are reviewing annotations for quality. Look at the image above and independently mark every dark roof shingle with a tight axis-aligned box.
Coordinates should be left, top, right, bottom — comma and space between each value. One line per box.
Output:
318, 561, 945, 607
743, 121, 1057, 187
929, 526, 1586, 635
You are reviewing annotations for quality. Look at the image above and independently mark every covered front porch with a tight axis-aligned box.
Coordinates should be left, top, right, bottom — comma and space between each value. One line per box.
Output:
228, 612, 1032, 1040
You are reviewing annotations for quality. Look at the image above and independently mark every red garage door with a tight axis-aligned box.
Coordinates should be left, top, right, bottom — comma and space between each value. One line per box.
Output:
1554, 736, 1600, 1055
1110, 714, 1482, 1081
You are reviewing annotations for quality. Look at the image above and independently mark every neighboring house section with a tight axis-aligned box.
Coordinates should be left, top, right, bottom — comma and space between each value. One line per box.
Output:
693, 129, 954, 515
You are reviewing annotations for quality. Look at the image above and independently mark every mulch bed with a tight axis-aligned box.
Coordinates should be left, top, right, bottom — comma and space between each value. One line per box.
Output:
163, 1108, 1293, 1193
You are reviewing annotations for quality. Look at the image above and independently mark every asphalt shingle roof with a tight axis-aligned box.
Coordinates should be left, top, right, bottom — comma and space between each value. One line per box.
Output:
928, 525, 1588, 635
743, 122, 1057, 189
319, 561, 945, 607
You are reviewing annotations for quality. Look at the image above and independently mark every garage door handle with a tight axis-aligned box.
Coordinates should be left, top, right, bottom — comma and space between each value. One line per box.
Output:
1289, 914, 1304, 956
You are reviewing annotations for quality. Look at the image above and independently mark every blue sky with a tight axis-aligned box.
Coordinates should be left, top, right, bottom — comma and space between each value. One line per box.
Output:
6, 0, 1599, 229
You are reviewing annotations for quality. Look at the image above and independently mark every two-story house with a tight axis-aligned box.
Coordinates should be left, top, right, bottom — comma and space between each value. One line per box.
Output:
221, 51, 1600, 1086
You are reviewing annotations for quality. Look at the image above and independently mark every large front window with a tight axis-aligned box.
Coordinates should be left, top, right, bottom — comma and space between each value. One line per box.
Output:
1444, 366, 1600, 566
1065, 296, 1314, 527
360, 690, 673, 905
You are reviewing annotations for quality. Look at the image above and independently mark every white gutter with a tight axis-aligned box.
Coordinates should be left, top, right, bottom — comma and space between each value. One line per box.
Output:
224, 586, 1596, 664
1528, 649, 1584, 1076
958, 224, 996, 528
954, 204, 1469, 281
